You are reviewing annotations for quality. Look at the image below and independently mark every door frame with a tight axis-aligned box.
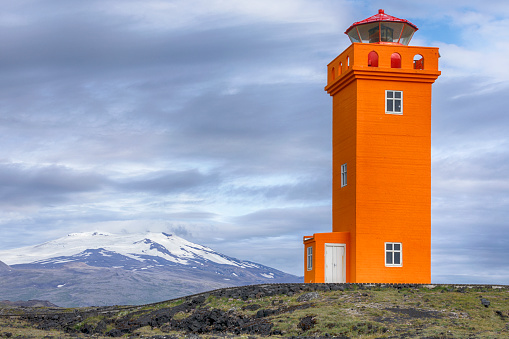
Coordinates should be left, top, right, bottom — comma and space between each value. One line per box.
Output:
324, 243, 346, 283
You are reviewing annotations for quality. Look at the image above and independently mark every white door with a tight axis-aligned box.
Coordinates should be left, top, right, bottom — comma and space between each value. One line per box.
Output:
325, 244, 346, 283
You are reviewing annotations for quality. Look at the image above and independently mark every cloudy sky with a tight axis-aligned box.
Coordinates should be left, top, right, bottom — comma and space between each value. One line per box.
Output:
1, 0, 508, 283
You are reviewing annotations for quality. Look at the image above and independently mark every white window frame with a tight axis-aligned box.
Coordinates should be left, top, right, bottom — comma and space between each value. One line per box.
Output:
385, 90, 403, 114
307, 246, 313, 271
385, 242, 402, 267
341, 163, 347, 187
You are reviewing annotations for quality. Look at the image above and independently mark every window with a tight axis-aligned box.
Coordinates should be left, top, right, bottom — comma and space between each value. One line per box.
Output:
386, 90, 403, 114
368, 51, 378, 67
413, 54, 424, 70
307, 246, 313, 271
385, 242, 402, 267
341, 163, 347, 187
391, 53, 401, 68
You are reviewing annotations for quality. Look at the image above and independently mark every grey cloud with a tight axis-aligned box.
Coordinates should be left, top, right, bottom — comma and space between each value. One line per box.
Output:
159, 83, 332, 177
0, 163, 108, 206
433, 79, 509, 143
430, 77, 509, 284
432, 230, 509, 284
1, 4, 326, 77
117, 169, 222, 194
231, 205, 332, 237
1, 1, 508, 281
225, 169, 332, 203
210, 236, 306, 275
167, 224, 191, 238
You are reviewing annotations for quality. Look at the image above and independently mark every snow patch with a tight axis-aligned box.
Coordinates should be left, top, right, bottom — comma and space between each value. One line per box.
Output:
99, 250, 112, 257
0, 231, 268, 271
260, 273, 275, 279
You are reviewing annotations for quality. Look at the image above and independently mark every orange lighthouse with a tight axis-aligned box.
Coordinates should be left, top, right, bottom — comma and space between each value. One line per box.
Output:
303, 10, 440, 284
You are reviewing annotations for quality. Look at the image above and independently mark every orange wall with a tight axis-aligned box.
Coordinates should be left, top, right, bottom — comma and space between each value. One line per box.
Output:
331, 81, 358, 281
326, 43, 440, 87
355, 76, 432, 283
324, 43, 440, 283
303, 232, 350, 283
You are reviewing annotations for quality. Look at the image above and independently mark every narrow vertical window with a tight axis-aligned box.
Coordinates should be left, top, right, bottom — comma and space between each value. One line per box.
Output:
391, 52, 401, 68
386, 90, 403, 114
413, 54, 424, 70
341, 163, 347, 187
368, 51, 378, 67
307, 246, 313, 271
385, 242, 402, 267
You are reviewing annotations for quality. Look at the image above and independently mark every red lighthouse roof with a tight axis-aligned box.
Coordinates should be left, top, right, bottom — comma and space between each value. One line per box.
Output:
345, 9, 418, 45
345, 9, 418, 34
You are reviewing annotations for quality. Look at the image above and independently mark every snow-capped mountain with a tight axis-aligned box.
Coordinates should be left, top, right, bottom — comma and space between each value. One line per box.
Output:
0, 232, 301, 307
1, 231, 260, 270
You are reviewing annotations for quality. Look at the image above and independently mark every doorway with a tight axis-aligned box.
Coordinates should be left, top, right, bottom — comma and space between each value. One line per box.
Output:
324, 244, 346, 283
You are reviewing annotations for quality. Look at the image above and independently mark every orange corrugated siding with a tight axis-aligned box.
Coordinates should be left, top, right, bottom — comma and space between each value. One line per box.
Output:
315, 43, 440, 283
331, 81, 358, 281
355, 75, 432, 283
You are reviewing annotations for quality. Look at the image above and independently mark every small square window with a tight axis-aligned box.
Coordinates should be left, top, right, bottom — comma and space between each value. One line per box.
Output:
307, 246, 313, 271
385, 242, 402, 267
341, 163, 347, 187
386, 90, 403, 114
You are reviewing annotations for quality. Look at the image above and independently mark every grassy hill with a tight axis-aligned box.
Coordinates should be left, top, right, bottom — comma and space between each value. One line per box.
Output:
0, 283, 508, 338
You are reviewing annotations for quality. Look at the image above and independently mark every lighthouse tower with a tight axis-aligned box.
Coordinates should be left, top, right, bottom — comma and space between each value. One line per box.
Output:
303, 10, 440, 283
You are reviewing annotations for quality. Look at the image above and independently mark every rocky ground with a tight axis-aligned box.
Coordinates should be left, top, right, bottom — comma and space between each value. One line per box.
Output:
0, 283, 508, 338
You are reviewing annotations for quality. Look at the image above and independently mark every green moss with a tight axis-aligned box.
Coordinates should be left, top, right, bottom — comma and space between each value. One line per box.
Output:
2, 285, 509, 338
73, 314, 105, 331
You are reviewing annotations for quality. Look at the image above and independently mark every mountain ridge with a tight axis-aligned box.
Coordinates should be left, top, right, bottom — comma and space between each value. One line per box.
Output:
0, 231, 260, 268
0, 231, 301, 307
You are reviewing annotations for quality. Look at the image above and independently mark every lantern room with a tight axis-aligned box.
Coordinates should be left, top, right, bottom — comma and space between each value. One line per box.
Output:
345, 9, 418, 45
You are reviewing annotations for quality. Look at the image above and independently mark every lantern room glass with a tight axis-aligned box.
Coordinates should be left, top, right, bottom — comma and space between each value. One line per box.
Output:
347, 22, 416, 45
356, 23, 378, 43
381, 22, 404, 43
347, 28, 361, 43
399, 24, 416, 45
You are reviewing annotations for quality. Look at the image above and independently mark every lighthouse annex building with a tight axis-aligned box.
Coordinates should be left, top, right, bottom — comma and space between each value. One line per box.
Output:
303, 10, 440, 284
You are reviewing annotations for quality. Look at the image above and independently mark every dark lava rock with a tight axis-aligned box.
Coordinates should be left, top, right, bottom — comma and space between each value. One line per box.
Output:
166, 307, 274, 336
80, 323, 95, 334
298, 316, 317, 331
481, 298, 490, 307
242, 304, 261, 311
256, 309, 276, 318
95, 320, 107, 333
106, 328, 123, 337
330, 284, 345, 291
240, 319, 273, 335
